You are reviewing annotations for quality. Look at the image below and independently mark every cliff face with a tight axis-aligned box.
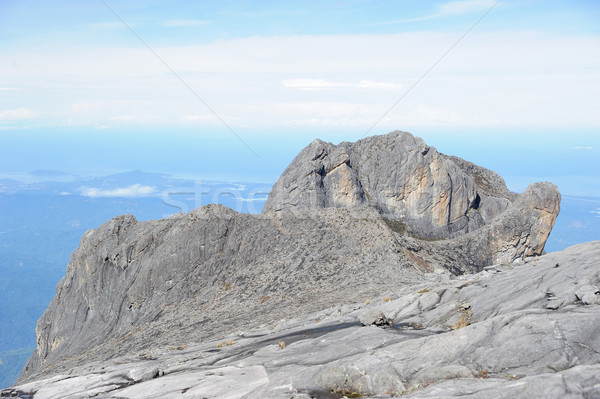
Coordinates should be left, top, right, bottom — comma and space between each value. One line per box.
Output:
265, 131, 520, 237
263, 131, 560, 264
20, 206, 423, 382
18, 131, 561, 385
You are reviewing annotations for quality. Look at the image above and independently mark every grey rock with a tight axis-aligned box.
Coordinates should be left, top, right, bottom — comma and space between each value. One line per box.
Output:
263, 132, 560, 266
576, 284, 600, 305
18, 205, 425, 383
7, 242, 600, 398
12, 131, 575, 397
358, 309, 391, 327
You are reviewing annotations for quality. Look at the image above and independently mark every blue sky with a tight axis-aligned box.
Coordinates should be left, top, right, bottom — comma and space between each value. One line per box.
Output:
0, 0, 599, 194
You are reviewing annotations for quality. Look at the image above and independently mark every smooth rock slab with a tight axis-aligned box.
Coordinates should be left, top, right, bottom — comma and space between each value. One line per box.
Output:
111, 365, 269, 399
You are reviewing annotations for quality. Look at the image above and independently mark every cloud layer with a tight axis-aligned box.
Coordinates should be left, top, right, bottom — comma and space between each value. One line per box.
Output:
1, 30, 599, 130
79, 184, 157, 198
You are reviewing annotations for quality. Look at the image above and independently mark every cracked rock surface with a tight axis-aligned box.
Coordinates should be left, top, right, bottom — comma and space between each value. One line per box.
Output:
5, 241, 600, 398
12, 131, 574, 397
264, 131, 560, 264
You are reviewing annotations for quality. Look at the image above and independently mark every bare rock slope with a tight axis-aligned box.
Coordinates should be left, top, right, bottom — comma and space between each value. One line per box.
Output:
7, 241, 600, 398
14, 131, 568, 397
264, 131, 559, 265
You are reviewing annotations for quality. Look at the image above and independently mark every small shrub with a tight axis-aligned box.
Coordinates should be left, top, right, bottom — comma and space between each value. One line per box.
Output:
452, 313, 471, 330
258, 295, 270, 303
422, 380, 435, 388
332, 387, 362, 398
365, 299, 371, 305
452, 307, 472, 330
383, 296, 392, 302
383, 218, 407, 235
278, 341, 286, 349
418, 288, 431, 294
473, 369, 489, 379
215, 342, 223, 348
225, 339, 235, 346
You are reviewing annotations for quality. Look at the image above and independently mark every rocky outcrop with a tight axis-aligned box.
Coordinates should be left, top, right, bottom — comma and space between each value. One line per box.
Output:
263, 131, 559, 255
15, 131, 564, 394
18, 205, 425, 383
7, 241, 600, 398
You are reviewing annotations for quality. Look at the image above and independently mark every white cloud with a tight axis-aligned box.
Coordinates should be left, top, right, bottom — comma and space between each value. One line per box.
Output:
181, 114, 216, 121
72, 101, 103, 112
245, 102, 480, 127
398, 105, 481, 126
568, 221, 586, 229
0, 88, 22, 91
591, 209, 600, 218
377, 0, 497, 24
282, 79, 402, 90
570, 146, 594, 150
2, 31, 599, 129
240, 196, 268, 202
79, 184, 157, 198
437, 0, 497, 16
108, 114, 158, 124
161, 19, 211, 27
0, 107, 34, 120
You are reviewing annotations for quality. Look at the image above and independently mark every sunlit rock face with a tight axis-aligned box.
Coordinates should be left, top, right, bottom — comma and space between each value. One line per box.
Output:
18, 130, 561, 387
263, 130, 560, 262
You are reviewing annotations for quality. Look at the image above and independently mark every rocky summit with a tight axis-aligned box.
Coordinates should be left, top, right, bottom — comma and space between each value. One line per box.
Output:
8, 131, 598, 399
264, 131, 560, 266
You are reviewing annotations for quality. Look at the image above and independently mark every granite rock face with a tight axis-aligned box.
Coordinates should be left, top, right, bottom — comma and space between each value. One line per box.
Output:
18, 205, 424, 383
263, 131, 560, 263
14, 131, 567, 396
7, 242, 600, 398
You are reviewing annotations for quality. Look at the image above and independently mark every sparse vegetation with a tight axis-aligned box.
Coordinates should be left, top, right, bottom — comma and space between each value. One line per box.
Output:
422, 380, 435, 388
365, 299, 371, 305
417, 288, 431, 294
383, 218, 407, 235
332, 387, 363, 398
409, 233, 444, 242
383, 296, 392, 302
215, 342, 223, 348
278, 341, 286, 349
473, 369, 489, 379
258, 295, 270, 303
452, 309, 472, 330
404, 250, 433, 273
225, 339, 235, 346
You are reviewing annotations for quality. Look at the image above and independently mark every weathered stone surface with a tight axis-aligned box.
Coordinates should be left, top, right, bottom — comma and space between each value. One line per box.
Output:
6, 242, 600, 398
263, 131, 560, 264
12, 131, 572, 397
18, 205, 424, 383
358, 309, 391, 326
